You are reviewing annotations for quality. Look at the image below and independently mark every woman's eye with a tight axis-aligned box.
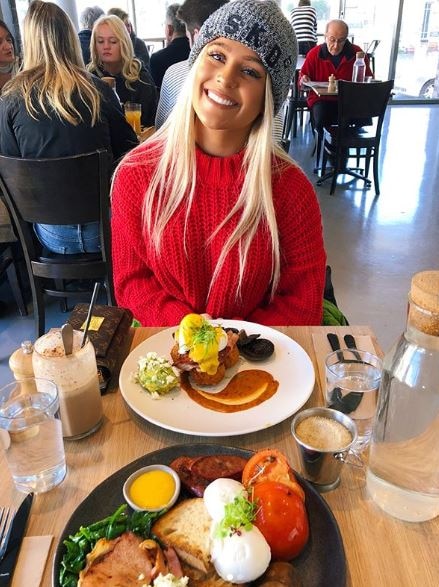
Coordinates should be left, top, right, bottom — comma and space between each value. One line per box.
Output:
208, 51, 224, 63
242, 68, 262, 79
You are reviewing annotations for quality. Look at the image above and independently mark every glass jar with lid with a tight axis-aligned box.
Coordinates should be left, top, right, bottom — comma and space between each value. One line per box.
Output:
366, 270, 439, 521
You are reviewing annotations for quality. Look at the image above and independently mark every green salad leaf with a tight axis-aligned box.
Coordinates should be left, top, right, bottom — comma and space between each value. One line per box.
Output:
214, 494, 257, 539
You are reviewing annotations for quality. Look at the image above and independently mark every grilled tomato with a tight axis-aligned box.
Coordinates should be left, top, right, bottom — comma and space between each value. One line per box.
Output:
251, 480, 309, 560
242, 449, 305, 502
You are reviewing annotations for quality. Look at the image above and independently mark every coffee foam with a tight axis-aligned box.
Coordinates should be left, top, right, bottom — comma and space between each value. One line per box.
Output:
34, 329, 83, 358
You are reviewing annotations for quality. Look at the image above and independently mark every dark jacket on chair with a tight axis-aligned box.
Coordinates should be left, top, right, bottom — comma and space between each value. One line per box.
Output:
0, 75, 138, 164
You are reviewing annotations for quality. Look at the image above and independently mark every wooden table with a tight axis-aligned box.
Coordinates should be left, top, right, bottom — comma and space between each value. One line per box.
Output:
1, 326, 438, 586
303, 81, 338, 97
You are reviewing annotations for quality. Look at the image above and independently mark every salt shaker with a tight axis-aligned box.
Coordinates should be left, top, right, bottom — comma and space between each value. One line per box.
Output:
366, 270, 439, 522
32, 329, 103, 439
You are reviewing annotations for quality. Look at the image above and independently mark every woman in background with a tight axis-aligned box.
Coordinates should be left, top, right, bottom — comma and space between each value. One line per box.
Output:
291, 0, 317, 56
88, 15, 157, 128
107, 7, 150, 69
0, 0, 137, 254
111, 0, 326, 327
0, 19, 19, 92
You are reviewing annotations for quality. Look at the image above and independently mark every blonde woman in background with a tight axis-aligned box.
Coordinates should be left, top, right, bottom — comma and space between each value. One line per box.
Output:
88, 15, 157, 127
0, 0, 137, 254
107, 6, 150, 69
0, 19, 18, 92
111, 0, 326, 327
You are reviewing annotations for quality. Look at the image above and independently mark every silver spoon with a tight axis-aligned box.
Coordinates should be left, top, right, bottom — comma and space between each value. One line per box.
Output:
61, 323, 74, 356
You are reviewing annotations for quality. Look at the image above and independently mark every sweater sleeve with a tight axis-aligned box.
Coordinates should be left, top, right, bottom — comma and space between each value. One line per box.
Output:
247, 163, 326, 326
94, 77, 139, 163
111, 152, 193, 325
0, 96, 21, 156
137, 69, 158, 127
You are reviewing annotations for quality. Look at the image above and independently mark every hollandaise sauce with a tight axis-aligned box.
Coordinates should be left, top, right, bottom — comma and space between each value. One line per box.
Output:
176, 313, 227, 374
129, 469, 176, 509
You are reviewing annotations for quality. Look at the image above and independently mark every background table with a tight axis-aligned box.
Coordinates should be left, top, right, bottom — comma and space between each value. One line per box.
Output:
1, 326, 438, 586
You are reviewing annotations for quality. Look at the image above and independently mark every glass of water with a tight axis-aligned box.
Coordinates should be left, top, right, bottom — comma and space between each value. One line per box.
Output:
0, 378, 66, 493
325, 349, 382, 451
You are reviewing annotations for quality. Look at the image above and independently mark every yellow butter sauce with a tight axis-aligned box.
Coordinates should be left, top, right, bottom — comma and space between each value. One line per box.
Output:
129, 469, 176, 509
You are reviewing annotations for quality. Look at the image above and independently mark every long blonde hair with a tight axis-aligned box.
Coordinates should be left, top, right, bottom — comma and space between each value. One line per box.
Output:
127, 46, 292, 299
88, 15, 141, 90
3, 0, 101, 125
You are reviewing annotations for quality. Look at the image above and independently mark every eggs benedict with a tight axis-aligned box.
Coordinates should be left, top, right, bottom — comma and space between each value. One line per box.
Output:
171, 314, 239, 386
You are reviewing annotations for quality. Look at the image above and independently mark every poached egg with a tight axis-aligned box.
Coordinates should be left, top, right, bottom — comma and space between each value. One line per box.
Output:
203, 478, 271, 584
175, 314, 228, 374
204, 478, 247, 522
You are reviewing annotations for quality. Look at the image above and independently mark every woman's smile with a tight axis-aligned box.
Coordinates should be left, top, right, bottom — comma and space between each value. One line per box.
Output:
192, 37, 266, 154
205, 89, 238, 108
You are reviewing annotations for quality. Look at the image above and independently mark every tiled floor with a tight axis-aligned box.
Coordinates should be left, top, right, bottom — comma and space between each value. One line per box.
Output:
1, 104, 438, 386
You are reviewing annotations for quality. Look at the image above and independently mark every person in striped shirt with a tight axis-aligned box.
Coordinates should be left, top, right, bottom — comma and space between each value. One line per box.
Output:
290, 0, 317, 56
155, 0, 229, 129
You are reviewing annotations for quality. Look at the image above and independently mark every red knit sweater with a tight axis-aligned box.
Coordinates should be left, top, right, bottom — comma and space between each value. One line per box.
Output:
111, 144, 326, 326
300, 42, 373, 109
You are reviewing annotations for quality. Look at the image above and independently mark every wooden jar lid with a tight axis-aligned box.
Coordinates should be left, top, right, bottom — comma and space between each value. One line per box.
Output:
409, 270, 439, 336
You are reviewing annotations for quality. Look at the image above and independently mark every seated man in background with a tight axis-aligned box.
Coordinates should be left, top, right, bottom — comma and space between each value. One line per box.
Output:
150, 3, 190, 90
78, 5, 104, 65
300, 19, 372, 131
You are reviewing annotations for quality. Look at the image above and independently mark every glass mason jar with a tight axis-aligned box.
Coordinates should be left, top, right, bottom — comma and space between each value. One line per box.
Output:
366, 271, 439, 522
32, 329, 103, 439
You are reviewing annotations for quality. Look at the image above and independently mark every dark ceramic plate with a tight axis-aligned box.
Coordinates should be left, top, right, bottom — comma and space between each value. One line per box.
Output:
53, 444, 346, 587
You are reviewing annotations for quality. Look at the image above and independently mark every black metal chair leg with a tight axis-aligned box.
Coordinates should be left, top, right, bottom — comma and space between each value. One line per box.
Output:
6, 258, 27, 316
33, 277, 46, 338
373, 146, 380, 196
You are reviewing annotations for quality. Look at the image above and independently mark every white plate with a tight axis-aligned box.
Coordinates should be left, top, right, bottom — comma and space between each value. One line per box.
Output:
119, 320, 315, 436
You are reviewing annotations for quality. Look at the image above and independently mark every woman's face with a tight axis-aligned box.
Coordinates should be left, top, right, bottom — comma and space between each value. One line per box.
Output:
0, 26, 14, 66
95, 23, 122, 68
192, 37, 267, 139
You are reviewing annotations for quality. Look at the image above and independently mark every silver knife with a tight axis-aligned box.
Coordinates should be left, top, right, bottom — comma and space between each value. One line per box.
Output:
0, 493, 33, 586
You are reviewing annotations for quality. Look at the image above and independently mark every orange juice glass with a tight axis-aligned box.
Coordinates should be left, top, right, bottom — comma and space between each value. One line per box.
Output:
124, 102, 142, 135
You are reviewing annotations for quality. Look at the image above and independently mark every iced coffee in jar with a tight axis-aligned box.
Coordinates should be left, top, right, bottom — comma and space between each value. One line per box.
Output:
32, 330, 103, 439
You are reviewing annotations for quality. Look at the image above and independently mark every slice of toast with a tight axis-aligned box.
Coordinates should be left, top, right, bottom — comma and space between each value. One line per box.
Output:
152, 498, 212, 573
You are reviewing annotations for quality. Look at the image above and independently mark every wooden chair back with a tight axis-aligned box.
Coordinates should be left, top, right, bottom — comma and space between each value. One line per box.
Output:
0, 149, 115, 336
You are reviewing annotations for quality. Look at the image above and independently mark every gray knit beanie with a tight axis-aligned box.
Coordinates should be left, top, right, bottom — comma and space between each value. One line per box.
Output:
188, 0, 297, 115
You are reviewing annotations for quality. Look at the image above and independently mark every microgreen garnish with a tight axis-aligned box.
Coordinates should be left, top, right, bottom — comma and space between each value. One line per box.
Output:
192, 321, 219, 349
215, 495, 257, 539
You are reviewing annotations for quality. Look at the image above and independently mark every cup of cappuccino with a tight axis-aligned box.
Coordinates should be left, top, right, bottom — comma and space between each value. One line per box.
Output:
32, 329, 103, 439
291, 407, 358, 492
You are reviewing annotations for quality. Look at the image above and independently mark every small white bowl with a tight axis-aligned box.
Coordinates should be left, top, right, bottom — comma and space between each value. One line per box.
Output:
123, 464, 181, 512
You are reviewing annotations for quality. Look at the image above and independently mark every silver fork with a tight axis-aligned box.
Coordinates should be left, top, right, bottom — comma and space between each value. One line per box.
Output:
0, 506, 15, 561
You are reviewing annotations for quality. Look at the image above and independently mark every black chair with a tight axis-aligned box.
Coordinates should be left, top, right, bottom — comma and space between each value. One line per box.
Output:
281, 69, 310, 152
317, 80, 394, 196
0, 149, 115, 337
0, 242, 27, 316
366, 40, 380, 76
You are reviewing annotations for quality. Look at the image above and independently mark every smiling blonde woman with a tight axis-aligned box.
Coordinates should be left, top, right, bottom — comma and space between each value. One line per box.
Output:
111, 0, 326, 327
